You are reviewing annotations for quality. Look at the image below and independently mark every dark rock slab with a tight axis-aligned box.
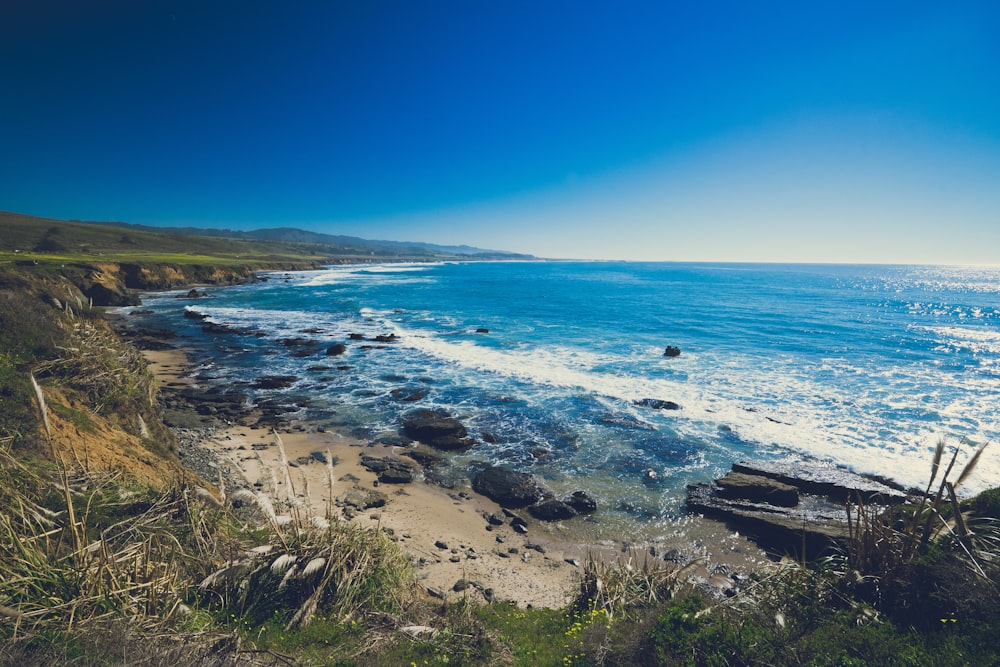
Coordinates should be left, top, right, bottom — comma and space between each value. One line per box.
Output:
472, 466, 543, 508
731, 460, 907, 504
687, 459, 909, 561
687, 483, 850, 560
716, 472, 799, 507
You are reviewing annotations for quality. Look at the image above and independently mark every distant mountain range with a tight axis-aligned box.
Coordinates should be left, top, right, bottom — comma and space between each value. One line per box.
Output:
0, 210, 534, 262
102, 221, 533, 260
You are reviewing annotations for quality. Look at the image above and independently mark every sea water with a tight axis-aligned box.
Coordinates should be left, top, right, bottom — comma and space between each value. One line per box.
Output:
132, 261, 1000, 539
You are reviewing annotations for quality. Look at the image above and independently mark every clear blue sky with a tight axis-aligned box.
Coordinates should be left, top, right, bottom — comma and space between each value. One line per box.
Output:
2, 1, 999, 262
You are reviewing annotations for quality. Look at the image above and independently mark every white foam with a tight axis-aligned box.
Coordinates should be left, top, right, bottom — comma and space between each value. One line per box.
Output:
300, 263, 438, 287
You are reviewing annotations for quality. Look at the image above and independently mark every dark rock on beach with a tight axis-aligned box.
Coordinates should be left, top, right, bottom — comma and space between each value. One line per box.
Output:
360, 455, 416, 484
472, 465, 543, 508
527, 499, 577, 521
401, 409, 474, 451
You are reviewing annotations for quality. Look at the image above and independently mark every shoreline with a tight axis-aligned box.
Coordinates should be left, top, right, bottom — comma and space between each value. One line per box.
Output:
139, 341, 775, 608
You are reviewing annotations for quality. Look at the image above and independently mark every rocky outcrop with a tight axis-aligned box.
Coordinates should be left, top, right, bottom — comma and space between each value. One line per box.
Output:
663, 345, 681, 357
687, 460, 908, 560
715, 472, 799, 507
730, 460, 907, 504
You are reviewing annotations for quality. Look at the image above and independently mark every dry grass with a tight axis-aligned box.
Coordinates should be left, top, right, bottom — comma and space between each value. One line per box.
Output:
576, 549, 699, 619
846, 438, 997, 579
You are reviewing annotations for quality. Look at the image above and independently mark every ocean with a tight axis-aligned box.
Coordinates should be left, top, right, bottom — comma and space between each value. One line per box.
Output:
130, 261, 1000, 540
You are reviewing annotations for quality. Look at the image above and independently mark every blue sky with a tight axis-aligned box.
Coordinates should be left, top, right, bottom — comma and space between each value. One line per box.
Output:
2, 1, 998, 262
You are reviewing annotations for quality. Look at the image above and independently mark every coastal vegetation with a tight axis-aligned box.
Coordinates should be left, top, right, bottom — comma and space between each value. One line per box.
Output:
1, 213, 999, 665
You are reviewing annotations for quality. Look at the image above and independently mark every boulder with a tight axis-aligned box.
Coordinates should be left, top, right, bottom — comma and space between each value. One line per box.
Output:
326, 343, 348, 356
565, 490, 598, 514
341, 489, 387, 510
472, 466, 543, 508
663, 345, 681, 357
528, 499, 577, 521
401, 409, 474, 451
251, 375, 298, 390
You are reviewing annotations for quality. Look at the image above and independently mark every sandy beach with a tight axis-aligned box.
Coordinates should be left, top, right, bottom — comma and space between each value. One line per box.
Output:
142, 346, 772, 609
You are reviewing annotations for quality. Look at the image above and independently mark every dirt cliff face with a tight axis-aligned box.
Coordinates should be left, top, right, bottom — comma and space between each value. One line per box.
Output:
1, 267, 187, 487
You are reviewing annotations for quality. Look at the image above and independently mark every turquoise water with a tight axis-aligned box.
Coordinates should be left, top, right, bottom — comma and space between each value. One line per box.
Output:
133, 261, 1000, 532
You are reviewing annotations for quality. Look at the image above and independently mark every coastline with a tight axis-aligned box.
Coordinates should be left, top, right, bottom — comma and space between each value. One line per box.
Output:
139, 341, 774, 609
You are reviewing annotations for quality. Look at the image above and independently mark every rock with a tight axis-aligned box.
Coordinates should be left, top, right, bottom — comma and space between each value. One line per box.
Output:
528, 499, 577, 521
399, 448, 445, 470
373, 333, 398, 343
251, 375, 299, 390
565, 490, 598, 514
686, 459, 908, 561
389, 387, 428, 402
634, 398, 682, 411
426, 586, 446, 600
309, 451, 330, 464
326, 343, 347, 356
342, 489, 387, 510
731, 460, 907, 504
715, 472, 799, 507
475, 328, 490, 333
663, 345, 681, 357
348, 333, 365, 340
401, 409, 474, 451
687, 482, 850, 560
472, 466, 543, 508
435, 540, 449, 550
360, 455, 416, 484
183, 309, 208, 320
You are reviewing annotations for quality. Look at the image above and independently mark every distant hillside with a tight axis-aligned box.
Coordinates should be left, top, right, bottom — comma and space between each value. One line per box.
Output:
0, 210, 534, 262
104, 221, 532, 260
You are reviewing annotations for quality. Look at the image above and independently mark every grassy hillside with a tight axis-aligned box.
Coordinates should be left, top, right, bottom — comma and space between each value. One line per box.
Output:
0, 210, 528, 265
